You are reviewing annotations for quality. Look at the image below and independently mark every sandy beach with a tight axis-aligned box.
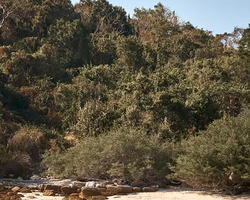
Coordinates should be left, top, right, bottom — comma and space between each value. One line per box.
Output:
20, 188, 250, 200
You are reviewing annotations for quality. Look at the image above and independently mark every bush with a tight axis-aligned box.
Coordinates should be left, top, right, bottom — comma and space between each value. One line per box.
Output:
173, 108, 250, 187
6, 126, 48, 178
43, 127, 173, 182
8, 126, 47, 162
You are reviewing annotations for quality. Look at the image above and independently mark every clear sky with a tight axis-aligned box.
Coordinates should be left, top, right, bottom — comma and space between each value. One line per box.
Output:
71, 0, 250, 35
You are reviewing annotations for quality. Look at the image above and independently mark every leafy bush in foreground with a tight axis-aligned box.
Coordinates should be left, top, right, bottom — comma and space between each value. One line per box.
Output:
43, 127, 173, 182
173, 108, 250, 187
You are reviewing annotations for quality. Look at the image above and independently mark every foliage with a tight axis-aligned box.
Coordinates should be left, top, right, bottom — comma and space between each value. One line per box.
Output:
43, 127, 173, 182
0, 0, 250, 185
173, 108, 250, 187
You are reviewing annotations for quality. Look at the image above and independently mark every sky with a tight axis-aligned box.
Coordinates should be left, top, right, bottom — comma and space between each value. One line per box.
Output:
71, 0, 250, 35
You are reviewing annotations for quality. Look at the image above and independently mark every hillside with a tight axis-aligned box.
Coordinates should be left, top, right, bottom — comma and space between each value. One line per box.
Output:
1, 0, 250, 188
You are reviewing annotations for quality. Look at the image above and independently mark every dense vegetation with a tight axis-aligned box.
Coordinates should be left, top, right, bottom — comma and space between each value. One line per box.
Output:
1, 0, 250, 187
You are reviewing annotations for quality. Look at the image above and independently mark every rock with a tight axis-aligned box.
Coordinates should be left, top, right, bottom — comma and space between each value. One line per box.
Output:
43, 189, 55, 196
142, 187, 157, 192
116, 185, 133, 194
131, 180, 146, 187
26, 195, 36, 199
38, 184, 45, 192
19, 187, 32, 193
106, 185, 122, 195
30, 175, 41, 181
68, 193, 81, 200
0, 191, 23, 200
61, 186, 79, 196
79, 187, 101, 198
96, 183, 106, 188
70, 181, 86, 188
28, 185, 39, 191
97, 188, 106, 193
91, 196, 108, 200
12, 186, 20, 193
85, 181, 96, 188
17, 177, 23, 181
44, 184, 61, 193
132, 187, 141, 192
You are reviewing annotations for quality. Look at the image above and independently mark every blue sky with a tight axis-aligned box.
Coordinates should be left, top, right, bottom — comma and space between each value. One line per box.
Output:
71, 0, 250, 35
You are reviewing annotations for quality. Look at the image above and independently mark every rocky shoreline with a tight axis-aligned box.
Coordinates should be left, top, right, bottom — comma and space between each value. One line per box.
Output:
0, 178, 159, 200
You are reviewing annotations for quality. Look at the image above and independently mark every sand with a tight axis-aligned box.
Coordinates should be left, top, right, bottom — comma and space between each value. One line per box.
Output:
20, 188, 250, 200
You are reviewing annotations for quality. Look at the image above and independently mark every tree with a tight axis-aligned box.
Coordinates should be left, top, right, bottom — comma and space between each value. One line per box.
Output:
79, 0, 131, 34
0, 0, 29, 29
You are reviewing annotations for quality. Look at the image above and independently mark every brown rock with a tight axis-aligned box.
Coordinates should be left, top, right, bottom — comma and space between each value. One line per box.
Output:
91, 196, 108, 200
38, 184, 45, 192
132, 187, 141, 192
142, 187, 157, 192
17, 194, 24, 198
44, 185, 61, 193
68, 193, 81, 200
0, 191, 22, 200
131, 180, 146, 187
106, 185, 122, 195
19, 187, 32, 193
116, 185, 133, 194
28, 185, 39, 191
11, 187, 20, 193
97, 188, 106, 194
43, 190, 55, 196
61, 187, 79, 196
79, 187, 101, 199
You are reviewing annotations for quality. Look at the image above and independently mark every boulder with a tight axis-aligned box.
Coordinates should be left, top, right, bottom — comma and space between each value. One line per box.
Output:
132, 187, 141, 192
0, 191, 23, 200
19, 187, 32, 193
28, 185, 39, 191
117, 185, 133, 194
43, 189, 56, 196
131, 180, 146, 187
85, 181, 96, 188
106, 185, 122, 195
30, 175, 41, 181
68, 193, 81, 200
61, 186, 79, 196
44, 184, 61, 193
142, 187, 158, 192
79, 187, 101, 198
12, 186, 20, 193
97, 188, 106, 193
38, 184, 45, 192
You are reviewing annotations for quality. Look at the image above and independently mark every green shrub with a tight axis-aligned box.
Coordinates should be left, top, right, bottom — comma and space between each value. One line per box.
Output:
8, 126, 47, 162
173, 108, 250, 187
43, 127, 173, 182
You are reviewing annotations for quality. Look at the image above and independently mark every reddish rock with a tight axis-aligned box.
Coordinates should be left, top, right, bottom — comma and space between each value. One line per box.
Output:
106, 185, 122, 195
79, 187, 101, 199
12, 187, 20, 193
38, 184, 45, 192
61, 186, 79, 196
68, 193, 81, 200
142, 187, 158, 192
97, 188, 106, 194
132, 187, 141, 192
44, 185, 61, 193
116, 185, 133, 194
43, 189, 55, 196
19, 187, 32, 193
